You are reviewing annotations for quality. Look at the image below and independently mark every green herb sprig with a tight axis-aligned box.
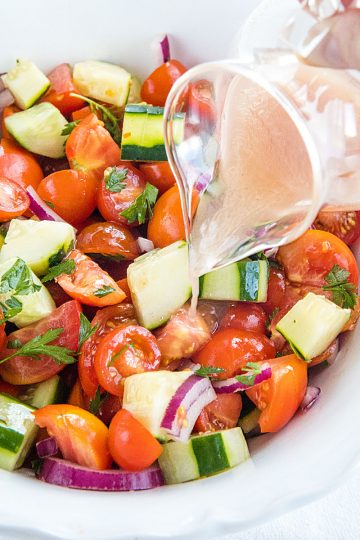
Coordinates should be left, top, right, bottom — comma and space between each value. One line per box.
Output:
120, 183, 158, 225
104, 167, 128, 193
41, 259, 76, 283
323, 264, 357, 309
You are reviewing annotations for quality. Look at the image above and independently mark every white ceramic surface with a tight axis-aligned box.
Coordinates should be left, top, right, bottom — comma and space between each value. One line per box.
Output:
1, 1, 359, 538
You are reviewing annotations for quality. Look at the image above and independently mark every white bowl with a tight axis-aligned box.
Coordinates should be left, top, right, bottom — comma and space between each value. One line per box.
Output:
1, 1, 359, 538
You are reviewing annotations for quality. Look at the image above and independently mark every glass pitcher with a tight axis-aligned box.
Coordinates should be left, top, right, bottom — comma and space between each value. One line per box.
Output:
164, 1, 360, 278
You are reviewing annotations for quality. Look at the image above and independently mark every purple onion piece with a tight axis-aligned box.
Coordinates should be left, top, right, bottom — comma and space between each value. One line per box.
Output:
161, 374, 216, 441
36, 437, 58, 459
212, 366, 272, 394
300, 386, 321, 412
327, 339, 339, 366
26, 186, 68, 224
159, 34, 171, 63
0, 89, 15, 109
37, 458, 164, 491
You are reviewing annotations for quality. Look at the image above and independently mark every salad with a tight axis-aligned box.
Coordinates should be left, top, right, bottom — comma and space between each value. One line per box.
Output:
0, 36, 358, 491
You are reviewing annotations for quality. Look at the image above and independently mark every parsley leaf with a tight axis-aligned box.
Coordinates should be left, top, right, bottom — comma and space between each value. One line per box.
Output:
45, 200, 55, 209
70, 93, 122, 146
61, 120, 80, 136
0, 328, 77, 366
120, 183, 158, 225
323, 264, 357, 309
195, 366, 225, 378
235, 362, 262, 386
93, 286, 115, 298
41, 259, 75, 283
89, 387, 109, 415
0, 259, 41, 296
78, 313, 98, 349
0, 297, 23, 324
104, 167, 127, 193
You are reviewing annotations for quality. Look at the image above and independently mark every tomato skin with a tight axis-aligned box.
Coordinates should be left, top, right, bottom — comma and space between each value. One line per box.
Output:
68, 379, 122, 425
0, 301, 82, 385
0, 138, 43, 189
109, 409, 162, 471
56, 249, 126, 307
155, 307, 210, 365
78, 304, 136, 398
0, 379, 19, 397
72, 106, 92, 122
194, 393, 242, 433
0, 177, 30, 221
34, 404, 112, 470
41, 64, 85, 117
314, 210, 360, 245
193, 328, 276, 380
187, 80, 216, 130
277, 229, 359, 288
138, 162, 176, 195
97, 164, 146, 227
94, 325, 161, 396
147, 185, 198, 248
66, 113, 120, 180
77, 221, 140, 260
220, 304, 267, 335
37, 169, 98, 226
141, 60, 187, 107
1, 106, 20, 139
246, 354, 307, 433
259, 266, 286, 316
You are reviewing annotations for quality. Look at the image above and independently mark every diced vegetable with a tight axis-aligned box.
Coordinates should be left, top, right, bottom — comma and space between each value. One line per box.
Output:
36, 436, 58, 458
158, 427, 249, 484
123, 371, 192, 441
276, 292, 350, 361
0, 219, 75, 276
18, 375, 62, 408
26, 186, 68, 224
238, 408, 261, 437
121, 104, 184, 161
5, 103, 67, 158
73, 60, 131, 107
300, 386, 321, 412
212, 366, 272, 394
199, 259, 269, 302
127, 240, 192, 329
2, 60, 50, 109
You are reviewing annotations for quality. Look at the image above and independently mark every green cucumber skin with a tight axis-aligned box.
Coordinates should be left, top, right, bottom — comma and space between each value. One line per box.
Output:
191, 433, 230, 477
121, 144, 167, 161
0, 425, 25, 453
238, 260, 260, 301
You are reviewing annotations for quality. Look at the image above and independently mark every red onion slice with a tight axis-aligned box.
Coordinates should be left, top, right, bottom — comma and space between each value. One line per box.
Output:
137, 237, 154, 253
159, 34, 171, 63
161, 375, 216, 442
0, 89, 15, 109
300, 386, 321, 412
37, 458, 164, 491
152, 34, 171, 66
26, 186, 67, 224
212, 366, 272, 394
36, 437, 58, 459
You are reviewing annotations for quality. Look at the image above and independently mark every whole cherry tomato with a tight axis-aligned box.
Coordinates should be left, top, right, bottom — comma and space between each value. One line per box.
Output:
220, 304, 267, 334
0, 138, 43, 189
141, 60, 187, 106
138, 162, 176, 195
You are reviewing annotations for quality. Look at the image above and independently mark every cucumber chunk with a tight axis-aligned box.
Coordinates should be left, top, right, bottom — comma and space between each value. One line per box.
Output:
2, 60, 50, 110
0, 393, 37, 471
73, 60, 131, 107
127, 76, 142, 104
238, 408, 261, 437
127, 241, 192, 329
121, 104, 184, 161
199, 259, 269, 302
0, 257, 55, 327
158, 427, 250, 484
0, 219, 75, 277
123, 371, 192, 441
5, 103, 67, 158
18, 375, 62, 409
276, 292, 350, 361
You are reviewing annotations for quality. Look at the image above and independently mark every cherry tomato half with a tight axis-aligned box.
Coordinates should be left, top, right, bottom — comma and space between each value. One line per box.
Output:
0, 138, 43, 189
97, 164, 147, 227
56, 249, 126, 307
220, 304, 267, 334
246, 354, 307, 433
277, 229, 359, 288
259, 266, 286, 316
37, 169, 98, 226
138, 162, 176, 195
94, 325, 161, 396
194, 393, 242, 433
147, 185, 198, 248
41, 63, 85, 117
141, 60, 187, 107
78, 304, 137, 398
0, 301, 81, 385
76, 221, 140, 261
194, 328, 276, 380
0, 177, 29, 221
109, 409, 163, 471
34, 404, 112, 470
314, 210, 360, 245
66, 113, 120, 180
